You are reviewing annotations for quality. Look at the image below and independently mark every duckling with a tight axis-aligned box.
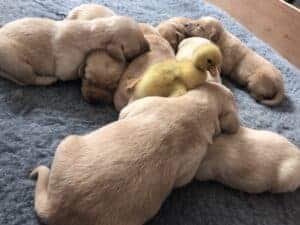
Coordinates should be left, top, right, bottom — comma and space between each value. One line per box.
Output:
132, 44, 222, 100
177, 37, 223, 83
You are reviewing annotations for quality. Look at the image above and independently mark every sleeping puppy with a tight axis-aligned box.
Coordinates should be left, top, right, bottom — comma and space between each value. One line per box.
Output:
196, 127, 300, 193
66, 4, 126, 103
114, 23, 175, 111
66, 3, 116, 20
157, 16, 285, 106
80, 50, 126, 103
30, 82, 239, 225
176, 37, 222, 83
0, 16, 149, 86
156, 17, 192, 51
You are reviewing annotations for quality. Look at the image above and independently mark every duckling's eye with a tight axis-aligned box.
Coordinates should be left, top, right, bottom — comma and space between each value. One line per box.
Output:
207, 59, 212, 65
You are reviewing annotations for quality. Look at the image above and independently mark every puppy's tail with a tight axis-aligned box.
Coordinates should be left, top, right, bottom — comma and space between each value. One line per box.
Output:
260, 85, 284, 106
30, 165, 51, 222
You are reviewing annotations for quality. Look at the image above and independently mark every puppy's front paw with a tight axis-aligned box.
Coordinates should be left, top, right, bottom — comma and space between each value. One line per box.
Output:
81, 79, 113, 104
247, 69, 284, 106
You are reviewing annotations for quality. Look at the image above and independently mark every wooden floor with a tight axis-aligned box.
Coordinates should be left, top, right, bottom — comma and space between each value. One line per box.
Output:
206, 0, 300, 68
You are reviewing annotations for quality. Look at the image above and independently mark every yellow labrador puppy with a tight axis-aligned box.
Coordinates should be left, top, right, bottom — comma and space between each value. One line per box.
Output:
196, 127, 300, 193
157, 16, 285, 106
114, 23, 175, 111
66, 4, 127, 103
156, 17, 192, 51
0, 15, 149, 86
66, 3, 116, 20
30, 82, 239, 225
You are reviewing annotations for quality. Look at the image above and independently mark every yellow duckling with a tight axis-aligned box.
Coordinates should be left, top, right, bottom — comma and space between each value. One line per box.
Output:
132, 43, 222, 99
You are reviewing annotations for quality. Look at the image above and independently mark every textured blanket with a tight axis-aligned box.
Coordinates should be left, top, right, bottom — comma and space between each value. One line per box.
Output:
0, 1, 299, 225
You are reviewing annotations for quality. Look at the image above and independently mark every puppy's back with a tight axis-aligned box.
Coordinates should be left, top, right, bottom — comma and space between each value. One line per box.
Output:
66, 4, 115, 20
197, 127, 300, 193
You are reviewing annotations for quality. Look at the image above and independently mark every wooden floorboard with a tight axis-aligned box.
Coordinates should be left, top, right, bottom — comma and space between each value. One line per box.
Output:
206, 0, 300, 68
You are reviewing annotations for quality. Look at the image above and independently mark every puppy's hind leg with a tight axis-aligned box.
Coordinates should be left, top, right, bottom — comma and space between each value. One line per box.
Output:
0, 39, 57, 86
0, 62, 57, 86
272, 157, 300, 193
34, 76, 58, 86
30, 166, 51, 222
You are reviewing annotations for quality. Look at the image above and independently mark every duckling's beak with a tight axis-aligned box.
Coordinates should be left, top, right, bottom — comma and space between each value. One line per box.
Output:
208, 66, 220, 77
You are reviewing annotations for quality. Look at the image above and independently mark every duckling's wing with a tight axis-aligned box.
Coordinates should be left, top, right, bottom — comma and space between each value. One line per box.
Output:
169, 80, 187, 97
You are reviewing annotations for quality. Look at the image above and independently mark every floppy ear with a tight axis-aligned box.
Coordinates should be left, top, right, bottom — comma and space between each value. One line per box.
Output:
126, 78, 141, 92
220, 110, 240, 134
77, 61, 86, 78
106, 44, 126, 62
207, 26, 218, 41
175, 31, 185, 44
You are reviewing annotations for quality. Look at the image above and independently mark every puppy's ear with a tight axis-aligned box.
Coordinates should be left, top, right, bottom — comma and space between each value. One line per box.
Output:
175, 31, 185, 46
107, 44, 126, 62
126, 78, 141, 92
207, 26, 218, 41
78, 61, 86, 78
220, 111, 240, 134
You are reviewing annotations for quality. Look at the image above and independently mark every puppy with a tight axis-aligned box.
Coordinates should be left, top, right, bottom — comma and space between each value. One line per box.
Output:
80, 51, 126, 103
156, 17, 192, 51
157, 16, 285, 106
176, 37, 223, 83
30, 82, 239, 225
196, 127, 300, 193
66, 4, 116, 20
114, 23, 175, 111
66, 4, 126, 103
0, 16, 149, 86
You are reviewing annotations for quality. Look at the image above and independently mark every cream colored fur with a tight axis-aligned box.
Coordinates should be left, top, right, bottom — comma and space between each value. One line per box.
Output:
156, 17, 192, 51
0, 15, 148, 86
157, 16, 285, 106
66, 4, 127, 103
114, 24, 175, 111
66, 4, 116, 20
196, 127, 300, 193
176, 37, 222, 83
30, 82, 239, 225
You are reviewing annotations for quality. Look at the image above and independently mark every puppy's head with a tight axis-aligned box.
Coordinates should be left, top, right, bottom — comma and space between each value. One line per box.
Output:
157, 17, 192, 51
80, 50, 126, 103
185, 17, 224, 42
202, 83, 240, 134
107, 16, 150, 62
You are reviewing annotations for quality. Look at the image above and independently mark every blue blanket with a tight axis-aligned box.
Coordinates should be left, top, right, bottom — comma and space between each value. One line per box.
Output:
0, 1, 299, 225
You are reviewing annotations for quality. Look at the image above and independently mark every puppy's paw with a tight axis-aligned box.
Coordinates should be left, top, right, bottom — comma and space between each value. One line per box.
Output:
81, 79, 113, 104
220, 111, 240, 134
248, 68, 284, 106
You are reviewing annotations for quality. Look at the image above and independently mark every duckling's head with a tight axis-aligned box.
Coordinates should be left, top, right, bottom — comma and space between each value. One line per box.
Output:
192, 43, 222, 76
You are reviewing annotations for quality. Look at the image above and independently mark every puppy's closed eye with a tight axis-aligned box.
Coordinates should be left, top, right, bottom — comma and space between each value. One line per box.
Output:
107, 43, 126, 62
